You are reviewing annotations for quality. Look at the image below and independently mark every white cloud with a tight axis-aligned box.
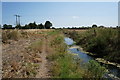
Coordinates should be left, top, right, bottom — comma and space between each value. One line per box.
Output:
72, 16, 79, 19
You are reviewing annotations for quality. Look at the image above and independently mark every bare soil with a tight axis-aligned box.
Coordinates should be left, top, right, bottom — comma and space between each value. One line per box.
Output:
36, 37, 50, 78
2, 31, 50, 78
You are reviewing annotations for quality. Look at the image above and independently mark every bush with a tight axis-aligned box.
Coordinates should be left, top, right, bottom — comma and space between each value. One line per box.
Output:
87, 60, 106, 78
68, 28, 120, 63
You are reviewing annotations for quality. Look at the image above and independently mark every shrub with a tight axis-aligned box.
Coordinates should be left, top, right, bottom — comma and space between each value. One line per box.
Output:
68, 28, 120, 63
87, 60, 106, 78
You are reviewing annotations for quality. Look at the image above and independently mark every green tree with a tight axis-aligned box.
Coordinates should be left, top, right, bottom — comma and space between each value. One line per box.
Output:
38, 23, 44, 29
99, 25, 104, 28
3, 24, 12, 29
15, 25, 21, 29
28, 22, 37, 29
92, 24, 97, 28
44, 21, 52, 29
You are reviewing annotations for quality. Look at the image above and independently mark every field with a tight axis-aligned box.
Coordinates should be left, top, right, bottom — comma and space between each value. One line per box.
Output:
2, 29, 118, 78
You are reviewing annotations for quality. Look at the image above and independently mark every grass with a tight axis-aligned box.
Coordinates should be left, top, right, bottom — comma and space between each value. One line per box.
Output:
2, 30, 29, 43
46, 30, 83, 78
87, 60, 106, 78
46, 30, 107, 78
2, 30, 20, 43
2, 29, 108, 78
66, 28, 120, 63
29, 39, 43, 53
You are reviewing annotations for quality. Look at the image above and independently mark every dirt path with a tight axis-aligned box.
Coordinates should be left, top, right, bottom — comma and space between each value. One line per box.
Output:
36, 37, 49, 78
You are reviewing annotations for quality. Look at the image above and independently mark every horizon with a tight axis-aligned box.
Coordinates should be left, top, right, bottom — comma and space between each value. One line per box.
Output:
2, 2, 118, 28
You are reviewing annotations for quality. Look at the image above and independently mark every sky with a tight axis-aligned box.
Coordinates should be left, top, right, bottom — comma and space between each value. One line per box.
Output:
2, 2, 118, 28
119, 1, 120, 26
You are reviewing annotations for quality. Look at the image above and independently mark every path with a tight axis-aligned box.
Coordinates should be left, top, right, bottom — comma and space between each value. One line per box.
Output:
36, 37, 49, 78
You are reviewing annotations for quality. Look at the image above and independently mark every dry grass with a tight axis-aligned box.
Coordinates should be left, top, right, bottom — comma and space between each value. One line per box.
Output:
2, 30, 30, 43
2, 29, 47, 78
2, 30, 20, 43
29, 39, 43, 53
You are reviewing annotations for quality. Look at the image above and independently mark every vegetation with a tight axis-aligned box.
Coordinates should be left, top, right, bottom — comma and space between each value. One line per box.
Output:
3, 24, 13, 29
46, 30, 107, 78
2, 21, 52, 29
2, 30, 21, 43
2, 30, 29, 43
87, 60, 106, 78
29, 40, 43, 53
2, 30, 45, 78
92, 24, 97, 28
44, 21, 52, 29
66, 28, 120, 64
2, 29, 108, 78
46, 30, 82, 78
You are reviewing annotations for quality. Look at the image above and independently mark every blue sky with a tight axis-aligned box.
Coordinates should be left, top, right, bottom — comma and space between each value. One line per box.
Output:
2, 2, 118, 28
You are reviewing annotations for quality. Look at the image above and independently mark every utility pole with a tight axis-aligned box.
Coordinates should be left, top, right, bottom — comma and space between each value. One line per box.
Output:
18, 15, 21, 26
14, 15, 18, 26
14, 14, 21, 28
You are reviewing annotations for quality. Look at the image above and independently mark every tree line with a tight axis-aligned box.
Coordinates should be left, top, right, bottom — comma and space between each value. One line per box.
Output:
2, 21, 53, 29
2, 22, 120, 29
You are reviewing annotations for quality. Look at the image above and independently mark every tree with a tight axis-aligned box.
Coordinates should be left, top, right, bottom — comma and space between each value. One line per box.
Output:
38, 23, 44, 29
24, 24, 29, 29
3, 24, 12, 29
51, 27, 55, 29
15, 25, 21, 29
0, 25, 1, 29
116, 26, 120, 28
28, 22, 37, 29
44, 21, 52, 29
33, 21, 37, 29
92, 24, 97, 36
99, 25, 104, 28
92, 24, 97, 28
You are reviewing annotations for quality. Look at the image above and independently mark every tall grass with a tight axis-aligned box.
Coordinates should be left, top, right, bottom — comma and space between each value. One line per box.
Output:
46, 30, 84, 78
46, 30, 107, 78
67, 28, 120, 63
